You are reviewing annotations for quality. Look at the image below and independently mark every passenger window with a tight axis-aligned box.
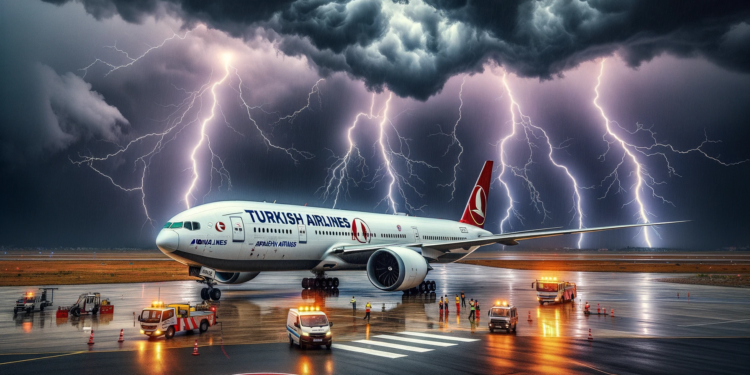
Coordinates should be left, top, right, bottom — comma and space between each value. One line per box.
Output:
163, 222, 172, 228
184, 221, 193, 230
192, 222, 200, 230
170, 222, 183, 229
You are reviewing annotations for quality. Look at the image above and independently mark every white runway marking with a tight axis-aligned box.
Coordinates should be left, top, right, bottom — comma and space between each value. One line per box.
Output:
679, 318, 750, 327
397, 331, 480, 342
354, 339, 433, 353
332, 344, 407, 358
373, 335, 457, 347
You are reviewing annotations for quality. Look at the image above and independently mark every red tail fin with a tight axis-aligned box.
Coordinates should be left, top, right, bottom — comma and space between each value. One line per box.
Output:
459, 160, 493, 228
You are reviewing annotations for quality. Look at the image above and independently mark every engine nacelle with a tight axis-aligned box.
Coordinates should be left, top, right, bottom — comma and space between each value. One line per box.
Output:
366, 247, 428, 291
214, 272, 261, 284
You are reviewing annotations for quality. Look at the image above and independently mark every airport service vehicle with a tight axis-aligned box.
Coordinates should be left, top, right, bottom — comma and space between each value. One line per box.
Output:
535, 277, 576, 305
155, 160, 684, 301
68, 292, 112, 316
13, 288, 57, 315
287, 307, 332, 349
488, 301, 518, 333
139, 301, 216, 339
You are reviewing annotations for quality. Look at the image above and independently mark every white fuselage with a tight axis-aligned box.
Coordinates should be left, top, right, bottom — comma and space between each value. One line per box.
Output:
156, 201, 491, 273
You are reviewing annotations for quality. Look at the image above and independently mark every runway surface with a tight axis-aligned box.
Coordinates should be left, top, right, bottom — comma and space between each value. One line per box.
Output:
2, 263, 749, 374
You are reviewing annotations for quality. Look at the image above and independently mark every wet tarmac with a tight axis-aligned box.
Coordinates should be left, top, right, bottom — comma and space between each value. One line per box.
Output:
2, 263, 749, 374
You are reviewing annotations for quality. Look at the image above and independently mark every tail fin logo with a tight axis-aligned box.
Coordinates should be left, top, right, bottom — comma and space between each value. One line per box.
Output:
469, 186, 487, 226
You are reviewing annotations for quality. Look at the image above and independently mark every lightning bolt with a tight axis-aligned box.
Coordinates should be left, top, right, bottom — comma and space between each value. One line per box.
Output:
495, 72, 586, 247
593, 58, 747, 247
500, 74, 586, 247
72, 33, 318, 225
434, 76, 466, 201
183, 56, 232, 209
273, 79, 325, 124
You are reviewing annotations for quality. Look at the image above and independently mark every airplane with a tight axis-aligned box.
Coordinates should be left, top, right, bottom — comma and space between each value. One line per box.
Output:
156, 160, 685, 301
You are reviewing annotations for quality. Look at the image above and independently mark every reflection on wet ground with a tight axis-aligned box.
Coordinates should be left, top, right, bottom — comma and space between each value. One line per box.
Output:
2, 263, 749, 356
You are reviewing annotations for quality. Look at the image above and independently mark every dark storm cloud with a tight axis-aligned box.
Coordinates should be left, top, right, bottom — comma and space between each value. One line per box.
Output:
0, 63, 128, 160
44, 0, 750, 99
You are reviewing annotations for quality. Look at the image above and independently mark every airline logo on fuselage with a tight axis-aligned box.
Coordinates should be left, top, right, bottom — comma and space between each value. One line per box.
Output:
245, 209, 350, 228
351, 218, 371, 244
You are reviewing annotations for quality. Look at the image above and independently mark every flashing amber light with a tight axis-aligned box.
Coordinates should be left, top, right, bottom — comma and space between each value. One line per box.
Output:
554, 277, 557, 281
315, 306, 320, 311
503, 301, 508, 306
298, 306, 303, 311
496, 300, 500, 305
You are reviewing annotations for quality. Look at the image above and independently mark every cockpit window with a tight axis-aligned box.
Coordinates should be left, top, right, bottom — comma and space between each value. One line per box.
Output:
192, 222, 200, 230
169, 222, 183, 229
163, 222, 172, 228
184, 221, 193, 230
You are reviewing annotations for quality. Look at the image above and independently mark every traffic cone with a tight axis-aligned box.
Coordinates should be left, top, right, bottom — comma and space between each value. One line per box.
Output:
610, 308, 615, 317
192, 340, 200, 356
118, 329, 124, 343
588, 328, 593, 341
597, 304, 600, 314
603, 308, 607, 315
87, 330, 95, 345
527, 311, 532, 322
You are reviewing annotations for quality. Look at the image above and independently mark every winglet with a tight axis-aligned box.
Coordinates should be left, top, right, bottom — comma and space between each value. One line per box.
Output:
459, 160, 493, 229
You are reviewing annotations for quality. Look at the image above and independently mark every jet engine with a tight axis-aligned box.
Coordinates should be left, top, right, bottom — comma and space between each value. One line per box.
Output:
366, 247, 428, 291
214, 272, 261, 284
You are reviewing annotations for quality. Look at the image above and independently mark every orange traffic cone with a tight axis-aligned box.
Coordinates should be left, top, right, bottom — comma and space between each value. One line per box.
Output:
610, 308, 615, 317
603, 308, 607, 315
527, 311, 532, 322
588, 328, 593, 341
118, 329, 124, 343
192, 340, 200, 356
87, 329, 95, 345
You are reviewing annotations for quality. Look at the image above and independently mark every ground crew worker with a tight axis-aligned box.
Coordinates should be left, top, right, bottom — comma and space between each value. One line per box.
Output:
444, 295, 449, 313
468, 299, 475, 320
455, 294, 460, 310
585, 301, 590, 313
475, 300, 480, 322
597, 303, 600, 314
461, 292, 466, 307
363, 301, 371, 322
350, 296, 356, 311
439, 298, 444, 313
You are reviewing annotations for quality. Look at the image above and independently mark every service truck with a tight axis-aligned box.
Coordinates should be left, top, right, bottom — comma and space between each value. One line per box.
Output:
139, 301, 216, 339
287, 306, 333, 349
488, 301, 518, 333
535, 277, 576, 305
13, 288, 56, 315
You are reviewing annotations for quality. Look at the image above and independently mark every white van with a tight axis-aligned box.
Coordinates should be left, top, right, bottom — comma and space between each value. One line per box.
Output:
287, 307, 333, 349
488, 302, 518, 333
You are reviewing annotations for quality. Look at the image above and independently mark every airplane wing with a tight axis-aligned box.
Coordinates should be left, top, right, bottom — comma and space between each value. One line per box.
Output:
332, 221, 687, 261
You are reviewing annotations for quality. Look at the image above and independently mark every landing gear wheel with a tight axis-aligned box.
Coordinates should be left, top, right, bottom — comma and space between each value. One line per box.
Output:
165, 326, 175, 339
302, 278, 309, 289
314, 278, 322, 289
210, 288, 221, 301
201, 288, 210, 301
430, 281, 436, 291
333, 278, 340, 288
418, 282, 426, 293
326, 278, 333, 288
199, 320, 209, 333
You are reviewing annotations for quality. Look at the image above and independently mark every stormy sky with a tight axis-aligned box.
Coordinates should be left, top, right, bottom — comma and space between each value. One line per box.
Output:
1, 0, 749, 250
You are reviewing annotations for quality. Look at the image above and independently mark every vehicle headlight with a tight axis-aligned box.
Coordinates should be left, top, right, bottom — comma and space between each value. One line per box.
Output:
301, 332, 309, 337
326, 331, 332, 337
140, 330, 145, 334
155, 330, 161, 335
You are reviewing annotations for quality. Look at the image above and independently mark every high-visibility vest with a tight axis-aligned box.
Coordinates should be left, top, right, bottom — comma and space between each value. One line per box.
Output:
365, 303, 371, 312
351, 298, 356, 304
456, 296, 459, 303
470, 301, 475, 310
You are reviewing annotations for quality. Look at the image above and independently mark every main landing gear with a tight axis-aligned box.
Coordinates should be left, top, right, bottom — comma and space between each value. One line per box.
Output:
198, 278, 221, 301
301, 276, 339, 290
402, 280, 437, 295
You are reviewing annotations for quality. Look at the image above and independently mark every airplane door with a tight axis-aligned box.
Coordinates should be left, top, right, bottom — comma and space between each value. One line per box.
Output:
298, 224, 307, 244
230, 217, 245, 242
412, 227, 420, 241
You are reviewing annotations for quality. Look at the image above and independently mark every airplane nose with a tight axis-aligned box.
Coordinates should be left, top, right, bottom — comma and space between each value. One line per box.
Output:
156, 230, 179, 253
